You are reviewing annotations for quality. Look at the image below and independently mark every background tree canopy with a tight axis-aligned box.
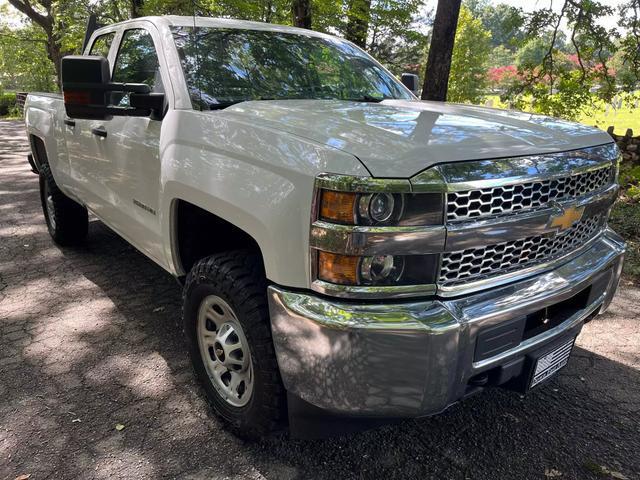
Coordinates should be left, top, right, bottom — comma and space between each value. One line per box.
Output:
0, 0, 639, 123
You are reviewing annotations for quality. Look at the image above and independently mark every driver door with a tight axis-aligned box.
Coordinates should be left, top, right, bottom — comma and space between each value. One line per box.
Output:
85, 25, 167, 265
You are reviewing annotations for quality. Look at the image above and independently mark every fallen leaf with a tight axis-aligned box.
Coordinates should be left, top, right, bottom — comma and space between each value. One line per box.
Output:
503, 412, 520, 423
115, 423, 125, 431
152, 307, 165, 313
14, 475, 31, 480
544, 468, 563, 478
72, 418, 81, 423
610, 471, 629, 480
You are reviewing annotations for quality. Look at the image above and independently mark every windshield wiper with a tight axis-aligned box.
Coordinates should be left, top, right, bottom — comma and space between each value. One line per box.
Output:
207, 96, 386, 109
207, 100, 246, 110
345, 95, 385, 103
207, 97, 277, 110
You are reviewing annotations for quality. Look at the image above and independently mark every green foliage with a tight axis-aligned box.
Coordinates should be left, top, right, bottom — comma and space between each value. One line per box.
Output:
512, 70, 593, 120
447, 5, 491, 104
141, 0, 200, 16
628, 184, 640, 201
507, 1, 624, 122
366, 0, 429, 74
610, 151, 640, 282
614, 1, 640, 89
475, 2, 525, 49
0, 24, 57, 92
609, 199, 640, 280
619, 164, 640, 190
515, 37, 550, 70
0, 92, 17, 116
488, 45, 514, 68
610, 42, 640, 91
1, 0, 638, 121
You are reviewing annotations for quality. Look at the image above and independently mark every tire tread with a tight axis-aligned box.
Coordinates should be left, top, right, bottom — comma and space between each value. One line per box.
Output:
182, 250, 286, 439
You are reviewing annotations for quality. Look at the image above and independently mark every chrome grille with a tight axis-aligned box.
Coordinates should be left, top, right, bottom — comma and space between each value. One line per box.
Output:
447, 166, 613, 222
439, 215, 603, 286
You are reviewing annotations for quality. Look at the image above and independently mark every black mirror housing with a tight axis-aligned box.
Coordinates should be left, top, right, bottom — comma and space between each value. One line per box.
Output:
62, 55, 111, 119
62, 55, 110, 84
401, 73, 420, 96
61, 55, 160, 120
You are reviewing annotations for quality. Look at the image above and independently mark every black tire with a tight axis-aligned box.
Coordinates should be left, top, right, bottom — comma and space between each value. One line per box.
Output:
182, 251, 286, 439
39, 163, 88, 246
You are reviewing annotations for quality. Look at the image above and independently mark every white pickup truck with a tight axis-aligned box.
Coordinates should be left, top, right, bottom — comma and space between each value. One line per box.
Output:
25, 15, 626, 439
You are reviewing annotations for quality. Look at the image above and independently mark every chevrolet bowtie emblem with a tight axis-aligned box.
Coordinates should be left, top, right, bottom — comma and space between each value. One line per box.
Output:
548, 205, 585, 230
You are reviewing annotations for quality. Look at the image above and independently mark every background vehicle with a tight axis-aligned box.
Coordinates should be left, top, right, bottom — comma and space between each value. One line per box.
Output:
24, 16, 625, 438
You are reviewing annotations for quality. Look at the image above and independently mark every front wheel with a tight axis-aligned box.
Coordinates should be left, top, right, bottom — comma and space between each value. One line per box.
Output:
182, 251, 286, 438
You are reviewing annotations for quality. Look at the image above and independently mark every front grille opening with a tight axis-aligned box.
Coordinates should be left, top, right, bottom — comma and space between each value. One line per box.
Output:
439, 214, 603, 286
523, 286, 591, 340
447, 165, 613, 222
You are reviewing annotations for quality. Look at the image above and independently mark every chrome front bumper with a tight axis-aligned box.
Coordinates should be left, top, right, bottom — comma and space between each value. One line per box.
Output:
268, 229, 626, 417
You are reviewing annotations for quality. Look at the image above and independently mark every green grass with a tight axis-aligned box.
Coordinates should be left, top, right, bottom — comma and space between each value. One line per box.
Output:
482, 95, 640, 135
577, 101, 640, 136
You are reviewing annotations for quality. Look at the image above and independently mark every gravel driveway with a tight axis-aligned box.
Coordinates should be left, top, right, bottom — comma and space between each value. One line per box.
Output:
1, 119, 638, 480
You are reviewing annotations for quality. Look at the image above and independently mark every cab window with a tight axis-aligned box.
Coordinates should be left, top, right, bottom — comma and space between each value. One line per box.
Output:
111, 28, 163, 106
88, 32, 115, 58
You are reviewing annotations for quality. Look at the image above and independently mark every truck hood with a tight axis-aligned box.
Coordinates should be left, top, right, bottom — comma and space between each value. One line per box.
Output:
224, 99, 612, 178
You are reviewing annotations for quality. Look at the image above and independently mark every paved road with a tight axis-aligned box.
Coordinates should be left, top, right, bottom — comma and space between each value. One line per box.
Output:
0, 119, 638, 480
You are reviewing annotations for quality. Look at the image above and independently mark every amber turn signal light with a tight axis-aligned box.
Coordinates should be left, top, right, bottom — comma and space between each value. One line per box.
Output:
318, 251, 359, 285
319, 190, 357, 224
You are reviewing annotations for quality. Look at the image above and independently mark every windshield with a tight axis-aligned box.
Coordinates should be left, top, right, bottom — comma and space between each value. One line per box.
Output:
171, 26, 413, 109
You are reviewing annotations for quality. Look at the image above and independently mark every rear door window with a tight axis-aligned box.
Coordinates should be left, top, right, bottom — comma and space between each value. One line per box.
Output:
88, 32, 115, 58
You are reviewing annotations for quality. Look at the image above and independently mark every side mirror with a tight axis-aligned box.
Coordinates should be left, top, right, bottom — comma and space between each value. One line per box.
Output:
61, 55, 163, 119
401, 73, 420, 97
61, 55, 110, 119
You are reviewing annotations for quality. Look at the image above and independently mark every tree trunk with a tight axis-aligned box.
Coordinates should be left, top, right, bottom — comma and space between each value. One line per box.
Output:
421, 0, 462, 101
131, 0, 144, 18
46, 32, 63, 89
345, 0, 372, 49
7, 0, 63, 89
292, 0, 312, 29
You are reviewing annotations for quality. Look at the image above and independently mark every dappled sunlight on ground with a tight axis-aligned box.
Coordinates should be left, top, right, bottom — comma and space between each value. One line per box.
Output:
1, 120, 639, 479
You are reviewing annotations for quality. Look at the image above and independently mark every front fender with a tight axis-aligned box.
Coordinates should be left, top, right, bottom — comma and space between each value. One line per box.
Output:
159, 110, 368, 288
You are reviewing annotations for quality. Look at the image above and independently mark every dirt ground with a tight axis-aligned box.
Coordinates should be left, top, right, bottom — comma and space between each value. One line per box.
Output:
1, 119, 638, 480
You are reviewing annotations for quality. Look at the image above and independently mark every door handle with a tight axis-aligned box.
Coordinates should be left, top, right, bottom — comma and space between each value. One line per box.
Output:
64, 119, 76, 127
91, 126, 107, 138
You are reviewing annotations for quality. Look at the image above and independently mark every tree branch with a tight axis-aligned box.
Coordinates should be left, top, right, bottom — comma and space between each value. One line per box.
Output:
0, 32, 47, 43
6, 0, 51, 31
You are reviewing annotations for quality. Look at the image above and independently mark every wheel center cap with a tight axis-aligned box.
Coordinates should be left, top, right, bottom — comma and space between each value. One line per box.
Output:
213, 341, 225, 362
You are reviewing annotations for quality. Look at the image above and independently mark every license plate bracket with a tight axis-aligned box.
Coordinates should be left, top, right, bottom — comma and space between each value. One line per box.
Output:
529, 337, 575, 388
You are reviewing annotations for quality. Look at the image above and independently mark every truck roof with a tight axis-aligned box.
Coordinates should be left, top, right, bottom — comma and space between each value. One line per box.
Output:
97, 15, 337, 40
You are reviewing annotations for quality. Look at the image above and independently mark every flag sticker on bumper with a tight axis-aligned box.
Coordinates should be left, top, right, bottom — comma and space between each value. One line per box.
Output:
530, 338, 575, 388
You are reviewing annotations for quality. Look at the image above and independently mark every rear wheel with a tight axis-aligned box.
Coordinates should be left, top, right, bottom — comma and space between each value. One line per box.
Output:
39, 163, 88, 246
182, 251, 286, 438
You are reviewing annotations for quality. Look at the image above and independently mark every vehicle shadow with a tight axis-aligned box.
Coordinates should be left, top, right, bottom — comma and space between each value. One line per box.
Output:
2, 217, 638, 480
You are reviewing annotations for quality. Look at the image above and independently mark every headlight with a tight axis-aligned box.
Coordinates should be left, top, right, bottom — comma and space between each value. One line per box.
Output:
318, 190, 443, 226
317, 252, 438, 287
311, 173, 447, 298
